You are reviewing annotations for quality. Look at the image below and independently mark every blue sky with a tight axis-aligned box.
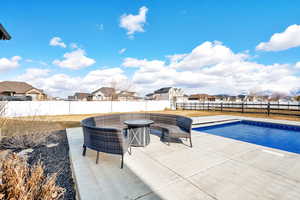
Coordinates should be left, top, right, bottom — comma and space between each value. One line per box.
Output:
1, 0, 300, 97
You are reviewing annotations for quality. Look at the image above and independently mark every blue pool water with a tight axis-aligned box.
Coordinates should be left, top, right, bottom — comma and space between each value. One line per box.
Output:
193, 120, 300, 154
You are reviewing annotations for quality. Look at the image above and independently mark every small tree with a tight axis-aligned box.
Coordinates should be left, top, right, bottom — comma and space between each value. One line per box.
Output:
270, 92, 287, 102
109, 79, 134, 101
294, 95, 300, 102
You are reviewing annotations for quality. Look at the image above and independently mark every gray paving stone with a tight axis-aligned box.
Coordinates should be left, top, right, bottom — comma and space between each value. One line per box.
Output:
67, 115, 300, 200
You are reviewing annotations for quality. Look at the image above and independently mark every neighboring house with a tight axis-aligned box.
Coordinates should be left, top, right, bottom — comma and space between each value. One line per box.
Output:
0, 81, 47, 100
188, 94, 216, 102
214, 94, 230, 102
69, 92, 92, 101
237, 95, 246, 102
153, 87, 184, 101
244, 95, 255, 102
0, 24, 11, 40
91, 87, 116, 101
228, 96, 238, 102
145, 93, 155, 100
117, 91, 138, 101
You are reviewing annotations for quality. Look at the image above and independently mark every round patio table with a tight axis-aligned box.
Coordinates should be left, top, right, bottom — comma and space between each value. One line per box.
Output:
124, 119, 154, 147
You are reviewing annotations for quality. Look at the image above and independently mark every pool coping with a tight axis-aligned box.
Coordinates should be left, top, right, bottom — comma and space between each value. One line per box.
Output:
192, 115, 300, 128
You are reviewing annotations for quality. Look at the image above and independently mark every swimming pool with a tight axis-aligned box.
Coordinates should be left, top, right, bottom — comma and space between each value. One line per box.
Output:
193, 120, 300, 154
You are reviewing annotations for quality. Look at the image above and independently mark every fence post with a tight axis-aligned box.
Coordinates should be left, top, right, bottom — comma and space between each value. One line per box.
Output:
267, 102, 270, 116
242, 102, 244, 113
208, 102, 210, 111
221, 102, 223, 112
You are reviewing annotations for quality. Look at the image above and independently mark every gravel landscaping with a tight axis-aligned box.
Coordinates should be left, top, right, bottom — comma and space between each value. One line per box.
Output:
0, 130, 76, 200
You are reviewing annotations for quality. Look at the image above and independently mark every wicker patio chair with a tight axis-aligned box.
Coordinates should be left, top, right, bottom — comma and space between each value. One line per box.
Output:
82, 117, 128, 168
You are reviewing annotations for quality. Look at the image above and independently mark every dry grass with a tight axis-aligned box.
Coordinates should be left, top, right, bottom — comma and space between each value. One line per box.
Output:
13, 109, 300, 126
1, 110, 299, 140
0, 115, 63, 150
0, 153, 65, 200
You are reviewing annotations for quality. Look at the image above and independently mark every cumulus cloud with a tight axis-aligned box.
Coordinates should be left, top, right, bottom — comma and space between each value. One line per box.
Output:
256, 24, 300, 51
16, 68, 50, 80
49, 37, 66, 48
123, 57, 165, 73
123, 41, 300, 95
16, 67, 128, 97
118, 48, 127, 54
12, 41, 300, 97
120, 6, 148, 37
53, 48, 96, 70
169, 41, 248, 70
0, 56, 21, 72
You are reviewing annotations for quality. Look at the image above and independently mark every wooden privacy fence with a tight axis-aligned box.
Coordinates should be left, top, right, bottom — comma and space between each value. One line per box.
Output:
176, 102, 300, 116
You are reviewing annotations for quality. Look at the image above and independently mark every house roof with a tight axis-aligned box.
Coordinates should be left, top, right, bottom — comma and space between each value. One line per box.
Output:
215, 94, 230, 98
118, 91, 136, 97
145, 93, 154, 97
0, 81, 43, 94
189, 94, 215, 99
74, 92, 91, 99
154, 87, 172, 94
92, 87, 115, 97
0, 24, 11, 40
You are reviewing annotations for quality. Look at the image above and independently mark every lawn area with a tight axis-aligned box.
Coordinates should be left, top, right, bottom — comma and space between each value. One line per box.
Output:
2, 110, 299, 136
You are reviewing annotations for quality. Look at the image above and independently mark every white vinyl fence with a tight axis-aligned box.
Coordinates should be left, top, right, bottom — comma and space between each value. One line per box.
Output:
2, 100, 171, 117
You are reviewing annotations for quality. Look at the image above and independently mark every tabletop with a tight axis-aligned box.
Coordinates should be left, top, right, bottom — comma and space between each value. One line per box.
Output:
123, 119, 154, 127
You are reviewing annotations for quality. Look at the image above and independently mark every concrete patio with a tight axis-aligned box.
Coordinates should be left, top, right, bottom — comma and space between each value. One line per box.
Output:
67, 115, 300, 200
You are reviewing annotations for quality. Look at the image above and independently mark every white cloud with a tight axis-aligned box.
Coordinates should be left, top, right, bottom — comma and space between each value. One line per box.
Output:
0, 56, 21, 72
123, 41, 300, 95
123, 57, 165, 72
11, 41, 300, 97
53, 48, 96, 70
118, 48, 127, 54
120, 6, 148, 37
256, 24, 300, 51
16, 68, 50, 80
49, 37, 66, 48
170, 41, 248, 70
16, 67, 128, 97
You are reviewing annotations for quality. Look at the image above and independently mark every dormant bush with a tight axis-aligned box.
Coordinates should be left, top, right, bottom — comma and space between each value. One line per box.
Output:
0, 153, 65, 200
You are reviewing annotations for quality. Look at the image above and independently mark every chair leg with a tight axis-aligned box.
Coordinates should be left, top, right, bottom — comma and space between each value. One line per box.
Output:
121, 154, 124, 169
189, 136, 193, 148
128, 145, 132, 155
82, 145, 86, 156
96, 151, 99, 164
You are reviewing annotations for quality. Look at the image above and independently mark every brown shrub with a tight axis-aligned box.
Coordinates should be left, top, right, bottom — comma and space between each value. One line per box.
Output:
0, 153, 65, 200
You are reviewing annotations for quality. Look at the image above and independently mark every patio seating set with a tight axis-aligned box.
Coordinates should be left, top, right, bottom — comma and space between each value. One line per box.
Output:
81, 113, 193, 168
